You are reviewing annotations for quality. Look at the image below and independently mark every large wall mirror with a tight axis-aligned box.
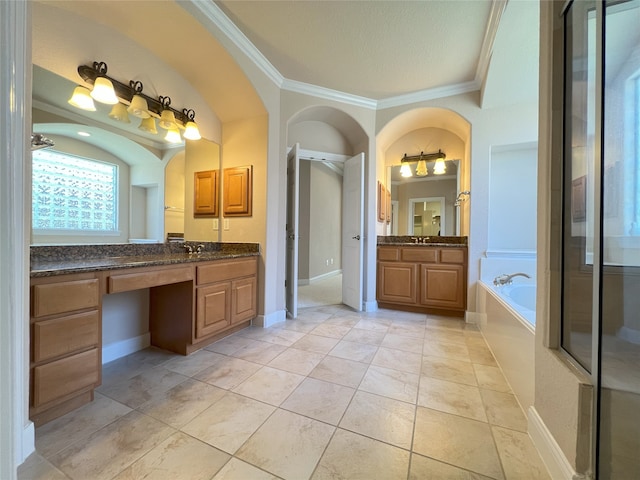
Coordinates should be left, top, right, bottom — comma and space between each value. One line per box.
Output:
31, 66, 220, 245
387, 160, 460, 236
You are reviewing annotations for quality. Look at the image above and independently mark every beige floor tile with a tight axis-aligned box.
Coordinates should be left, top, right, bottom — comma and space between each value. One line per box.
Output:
276, 319, 321, 333
212, 458, 280, 480
236, 409, 335, 480
100, 349, 176, 389
309, 356, 368, 388
49, 411, 174, 480
359, 364, 419, 403
268, 347, 325, 375
426, 317, 466, 331
480, 389, 528, 432
422, 355, 478, 386
312, 428, 410, 480
329, 339, 378, 363
409, 453, 494, 479
492, 426, 551, 479
468, 344, 498, 366
232, 366, 305, 405
193, 356, 262, 389
340, 391, 415, 449
181, 392, 274, 454
296, 309, 335, 323
259, 328, 307, 346
425, 328, 468, 345
231, 340, 288, 364
112, 431, 229, 480
161, 349, 226, 377
342, 327, 386, 345
353, 318, 392, 333
372, 346, 422, 374
35, 393, 131, 458
418, 377, 487, 422
310, 323, 352, 339
204, 333, 255, 355
292, 333, 340, 354
323, 316, 360, 328
381, 333, 424, 354
17, 453, 68, 480
137, 378, 226, 428
423, 339, 471, 362
281, 377, 355, 425
473, 364, 511, 393
98, 366, 188, 409
413, 407, 504, 480
387, 323, 426, 339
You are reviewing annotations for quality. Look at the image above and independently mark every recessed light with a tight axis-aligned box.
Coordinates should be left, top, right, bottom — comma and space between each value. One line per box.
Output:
77, 131, 91, 137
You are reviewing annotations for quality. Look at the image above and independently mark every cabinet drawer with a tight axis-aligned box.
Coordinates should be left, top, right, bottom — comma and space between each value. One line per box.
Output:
108, 266, 192, 293
197, 257, 257, 285
377, 247, 400, 261
33, 310, 99, 363
32, 278, 99, 318
401, 248, 437, 263
32, 348, 100, 408
440, 248, 466, 264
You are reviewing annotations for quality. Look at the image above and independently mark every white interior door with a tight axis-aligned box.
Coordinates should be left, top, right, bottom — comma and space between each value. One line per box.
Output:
286, 144, 300, 318
342, 153, 364, 311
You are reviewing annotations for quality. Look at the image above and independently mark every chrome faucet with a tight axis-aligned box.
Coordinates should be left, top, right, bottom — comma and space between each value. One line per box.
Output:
493, 272, 531, 286
184, 244, 193, 255
196, 244, 205, 254
184, 244, 205, 255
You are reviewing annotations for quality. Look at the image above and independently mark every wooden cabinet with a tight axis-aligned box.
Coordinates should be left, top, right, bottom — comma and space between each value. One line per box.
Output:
30, 273, 101, 426
194, 170, 218, 217
223, 165, 252, 216
195, 256, 258, 342
377, 245, 467, 315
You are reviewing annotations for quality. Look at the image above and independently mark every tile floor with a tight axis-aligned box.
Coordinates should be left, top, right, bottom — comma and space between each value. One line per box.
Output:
18, 305, 550, 480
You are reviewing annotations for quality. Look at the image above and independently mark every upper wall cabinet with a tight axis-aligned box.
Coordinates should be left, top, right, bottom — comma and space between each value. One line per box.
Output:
223, 166, 253, 216
194, 170, 219, 217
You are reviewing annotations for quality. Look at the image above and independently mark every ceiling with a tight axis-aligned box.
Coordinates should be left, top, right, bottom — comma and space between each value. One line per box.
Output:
35, 0, 538, 126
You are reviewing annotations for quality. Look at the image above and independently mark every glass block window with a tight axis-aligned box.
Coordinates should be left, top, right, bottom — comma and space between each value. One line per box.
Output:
32, 150, 118, 232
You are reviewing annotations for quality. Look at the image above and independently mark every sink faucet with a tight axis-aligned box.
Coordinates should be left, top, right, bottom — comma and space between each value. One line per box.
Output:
493, 272, 531, 286
196, 244, 205, 254
184, 244, 193, 255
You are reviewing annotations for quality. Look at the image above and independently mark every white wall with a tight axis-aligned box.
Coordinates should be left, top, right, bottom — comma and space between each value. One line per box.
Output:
488, 143, 538, 253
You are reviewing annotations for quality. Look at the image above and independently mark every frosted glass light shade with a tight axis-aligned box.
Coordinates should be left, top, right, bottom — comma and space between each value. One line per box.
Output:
127, 95, 150, 118
416, 159, 428, 176
158, 109, 176, 129
164, 127, 181, 143
183, 121, 201, 140
68, 86, 96, 111
108, 103, 130, 123
138, 117, 157, 134
433, 159, 446, 175
400, 163, 412, 177
90, 77, 118, 104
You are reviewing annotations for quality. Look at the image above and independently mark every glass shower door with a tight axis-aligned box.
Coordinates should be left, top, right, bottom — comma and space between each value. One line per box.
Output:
599, 0, 640, 477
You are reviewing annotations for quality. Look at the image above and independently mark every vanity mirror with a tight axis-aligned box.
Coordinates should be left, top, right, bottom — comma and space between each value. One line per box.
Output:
31, 66, 220, 245
387, 159, 461, 236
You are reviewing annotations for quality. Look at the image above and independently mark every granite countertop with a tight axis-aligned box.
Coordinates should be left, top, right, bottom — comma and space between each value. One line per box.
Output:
377, 235, 468, 247
30, 242, 260, 277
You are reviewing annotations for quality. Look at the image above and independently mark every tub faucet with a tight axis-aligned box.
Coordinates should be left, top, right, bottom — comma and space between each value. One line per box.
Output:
493, 272, 531, 286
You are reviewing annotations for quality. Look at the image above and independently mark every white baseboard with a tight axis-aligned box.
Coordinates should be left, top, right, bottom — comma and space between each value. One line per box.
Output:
298, 278, 310, 286
465, 311, 485, 324
364, 300, 378, 312
308, 269, 342, 283
255, 310, 286, 328
102, 333, 150, 364
528, 407, 589, 480
21, 421, 35, 464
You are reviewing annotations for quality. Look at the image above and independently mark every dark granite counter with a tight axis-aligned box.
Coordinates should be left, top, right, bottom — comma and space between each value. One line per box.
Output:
377, 235, 468, 247
30, 242, 260, 277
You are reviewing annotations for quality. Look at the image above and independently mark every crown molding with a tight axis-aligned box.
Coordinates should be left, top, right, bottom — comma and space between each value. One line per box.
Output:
475, 0, 508, 87
377, 80, 481, 110
281, 78, 377, 110
185, 1, 284, 88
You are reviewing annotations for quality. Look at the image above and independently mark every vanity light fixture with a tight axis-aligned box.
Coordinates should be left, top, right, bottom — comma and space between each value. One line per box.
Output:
400, 149, 446, 177
68, 85, 96, 111
108, 102, 130, 123
164, 126, 182, 144
68, 61, 202, 142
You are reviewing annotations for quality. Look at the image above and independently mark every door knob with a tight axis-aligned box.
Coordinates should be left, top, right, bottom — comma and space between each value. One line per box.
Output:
352, 235, 361, 240
288, 234, 295, 240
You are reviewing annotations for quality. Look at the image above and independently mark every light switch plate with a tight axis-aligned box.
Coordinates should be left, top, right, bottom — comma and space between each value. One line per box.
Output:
224, 218, 230, 230
212, 219, 219, 230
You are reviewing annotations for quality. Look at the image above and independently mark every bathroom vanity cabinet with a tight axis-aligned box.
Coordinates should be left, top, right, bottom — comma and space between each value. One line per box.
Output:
377, 245, 467, 315
29, 251, 258, 426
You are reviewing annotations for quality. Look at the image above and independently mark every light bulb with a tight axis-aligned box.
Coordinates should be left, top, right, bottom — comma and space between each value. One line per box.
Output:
416, 159, 428, 176
433, 159, 446, 175
90, 77, 118, 104
164, 127, 182, 143
127, 95, 150, 119
159, 109, 177, 129
400, 163, 412, 178
183, 121, 201, 140
68, 86, 96, 111
108, 103, 130, 123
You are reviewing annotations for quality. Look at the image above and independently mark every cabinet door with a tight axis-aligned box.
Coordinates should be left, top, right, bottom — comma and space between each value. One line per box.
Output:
194, 170, 218, 216
223, 166, 252, 216
196, 283, 230, 339
377, 262, 418, 304
420, 264, 466, 310
231, 276, 257, 324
